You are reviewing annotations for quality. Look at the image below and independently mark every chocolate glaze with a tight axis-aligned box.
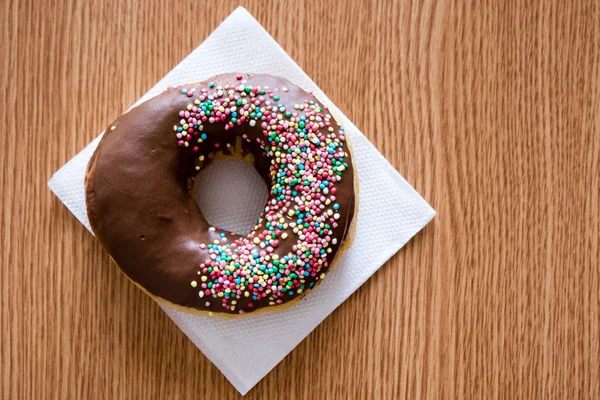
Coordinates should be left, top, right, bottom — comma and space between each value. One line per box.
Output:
86, 73, 356, 315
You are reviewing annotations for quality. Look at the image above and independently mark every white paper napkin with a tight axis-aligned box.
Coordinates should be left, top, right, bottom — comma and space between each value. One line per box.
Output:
48, 7, 436, 395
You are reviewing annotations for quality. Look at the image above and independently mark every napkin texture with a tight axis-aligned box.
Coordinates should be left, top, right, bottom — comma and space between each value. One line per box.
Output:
48, 7, 436, 395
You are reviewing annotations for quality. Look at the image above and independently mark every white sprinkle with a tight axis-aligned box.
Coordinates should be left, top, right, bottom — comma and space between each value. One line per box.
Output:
249, 120, 256, 127
332, 238, 338, 245
334, 213, 340, 220
199, 291, 204, 298
205, 301, 211, 307
209, 227, 216, 232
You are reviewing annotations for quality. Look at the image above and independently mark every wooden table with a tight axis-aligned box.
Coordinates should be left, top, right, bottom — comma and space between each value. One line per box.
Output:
2, 1, 599, 398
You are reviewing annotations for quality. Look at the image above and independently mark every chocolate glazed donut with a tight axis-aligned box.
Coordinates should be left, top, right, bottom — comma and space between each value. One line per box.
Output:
86, 73, 357, 316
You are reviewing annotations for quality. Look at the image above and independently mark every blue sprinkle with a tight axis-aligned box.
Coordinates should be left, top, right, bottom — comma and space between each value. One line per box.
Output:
209, 82, 215, 88
220, 233, 226, 238
201, 133, 207, 140
333, 204, 340, 210
181, 88, 188, 94
177, 127, 183, 132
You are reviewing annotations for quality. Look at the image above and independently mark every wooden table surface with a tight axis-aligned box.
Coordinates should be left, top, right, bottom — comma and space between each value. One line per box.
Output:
2, 0, 599, 398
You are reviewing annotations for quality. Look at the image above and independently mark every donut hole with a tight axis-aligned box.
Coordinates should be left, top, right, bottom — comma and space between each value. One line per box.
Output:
194, 157, 269, 236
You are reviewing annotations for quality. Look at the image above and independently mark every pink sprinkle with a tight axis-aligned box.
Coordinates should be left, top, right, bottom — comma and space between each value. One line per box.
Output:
236, 74, 243, 80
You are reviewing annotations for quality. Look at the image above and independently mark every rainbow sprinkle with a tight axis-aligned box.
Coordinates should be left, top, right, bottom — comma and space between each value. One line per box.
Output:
175, 78, 350, 313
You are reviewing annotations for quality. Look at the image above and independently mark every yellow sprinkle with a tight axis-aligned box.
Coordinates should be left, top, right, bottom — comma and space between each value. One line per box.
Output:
187, 104, 193, 111
269, 301, 275, 305
281, 232, 288, 240
111, 125, 117, 131
320, 273, 326, 279
208, 312, 213, 316
244, 291, 250, 297
201, 276, 207, 282
213, 239, 219, 244
173, 125, 178, 131
184, 142, 189, 147
191, 281, 197, 288
253, 237, 260, 244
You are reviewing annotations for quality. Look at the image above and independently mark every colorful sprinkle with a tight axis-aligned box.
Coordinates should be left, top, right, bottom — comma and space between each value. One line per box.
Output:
174, 79, 351, 312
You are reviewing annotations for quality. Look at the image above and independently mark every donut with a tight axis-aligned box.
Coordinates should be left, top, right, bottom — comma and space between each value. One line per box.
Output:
85, 73, 357, 316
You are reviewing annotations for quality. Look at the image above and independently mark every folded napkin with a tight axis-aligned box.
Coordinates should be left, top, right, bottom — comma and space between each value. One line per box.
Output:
48, 7, 436, 395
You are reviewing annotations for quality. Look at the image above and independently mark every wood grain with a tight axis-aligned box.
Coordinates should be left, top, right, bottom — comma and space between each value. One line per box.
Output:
2, 0, 599, 398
